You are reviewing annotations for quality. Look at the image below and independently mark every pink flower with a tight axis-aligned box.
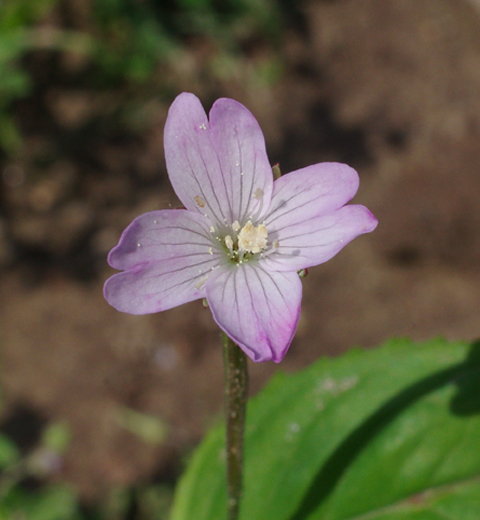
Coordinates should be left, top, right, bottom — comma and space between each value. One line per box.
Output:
104, 93, 378, 362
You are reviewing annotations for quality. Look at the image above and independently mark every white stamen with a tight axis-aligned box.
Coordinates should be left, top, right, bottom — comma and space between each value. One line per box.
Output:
254, 188, 264, 200
194, 275, 209, 290
262, 238, 278, 257
209, 226, 215, 233
208, 247, 213, 255
232, 220, 240, 232
225, 235, 234, 251
238, 221, 268, 254
249, 187, 265, 222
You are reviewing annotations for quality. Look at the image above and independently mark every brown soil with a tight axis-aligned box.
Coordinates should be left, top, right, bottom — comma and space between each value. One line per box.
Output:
2, 0, 480, 503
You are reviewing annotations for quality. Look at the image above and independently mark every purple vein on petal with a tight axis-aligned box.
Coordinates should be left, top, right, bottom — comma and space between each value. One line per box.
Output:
183, 138, 225, 224
264, 185, 320, 227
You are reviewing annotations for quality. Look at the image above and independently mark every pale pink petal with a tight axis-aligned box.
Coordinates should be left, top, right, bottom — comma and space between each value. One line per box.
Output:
262, 205, 378, 272
164, 93, 273, 226
104, 255, 218, 314
206, 265, 302, 362
263, 162, 359, 231
108, 209, 218, 270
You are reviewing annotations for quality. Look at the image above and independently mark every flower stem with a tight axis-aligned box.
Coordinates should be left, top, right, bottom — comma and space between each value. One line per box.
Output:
222, 333, 249, 520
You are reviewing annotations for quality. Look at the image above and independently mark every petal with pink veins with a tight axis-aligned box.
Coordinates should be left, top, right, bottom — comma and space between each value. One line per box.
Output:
264, 162, 359, 231
108, 209, 217, 270
104, 254, 219, 315
164, 93, 273, 226
206, 264, 302, 362
262, 205, 378, 272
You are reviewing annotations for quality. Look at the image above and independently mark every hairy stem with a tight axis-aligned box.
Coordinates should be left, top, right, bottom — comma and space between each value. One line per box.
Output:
222, 333, 249, 520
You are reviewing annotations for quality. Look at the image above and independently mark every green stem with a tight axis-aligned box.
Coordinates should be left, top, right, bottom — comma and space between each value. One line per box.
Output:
222, 333, 249, 520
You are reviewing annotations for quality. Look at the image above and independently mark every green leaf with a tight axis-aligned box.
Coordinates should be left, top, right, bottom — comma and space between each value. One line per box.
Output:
170, 338, 480, 520
115, 406, 168, 445
0, 433, 20, 469
0, 485, 81, 520
41, 421, 71, 453
27, 486, 80, 520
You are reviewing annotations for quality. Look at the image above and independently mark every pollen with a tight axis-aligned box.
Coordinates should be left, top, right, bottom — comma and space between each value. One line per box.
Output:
225, 235, 234, 250
232, 220, 241, 232
238, 221, 268, 254
194, 195, 206, 208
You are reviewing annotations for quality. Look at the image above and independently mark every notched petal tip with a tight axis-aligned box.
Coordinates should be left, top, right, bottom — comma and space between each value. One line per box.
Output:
107, 233, 136, 271
103, 269, 157, 315
168, 92, 204, 115
363, 208, 379, 233
165, 92, 273, 223
210, 97, 252, 117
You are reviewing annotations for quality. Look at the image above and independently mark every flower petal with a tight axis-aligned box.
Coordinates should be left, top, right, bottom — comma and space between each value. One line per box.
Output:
264, 162, 359, 231
164, 93, 273, 227
104, 254, 218, 314
107, 209, 218, 270
206, 264, 302, 362
262, 205, 378, 271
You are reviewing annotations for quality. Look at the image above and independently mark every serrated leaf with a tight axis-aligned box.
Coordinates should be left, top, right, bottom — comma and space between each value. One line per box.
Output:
171, 338, 480, 520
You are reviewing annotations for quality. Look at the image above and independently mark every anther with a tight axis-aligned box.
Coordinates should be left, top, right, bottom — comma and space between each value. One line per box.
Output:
194, 195, 206, 208
225, 235, 234, 252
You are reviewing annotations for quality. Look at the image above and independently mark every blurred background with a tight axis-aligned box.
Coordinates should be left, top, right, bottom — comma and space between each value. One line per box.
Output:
1, 0, 480, 517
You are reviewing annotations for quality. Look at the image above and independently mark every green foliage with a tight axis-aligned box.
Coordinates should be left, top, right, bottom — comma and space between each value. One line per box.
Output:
173, 0, 283, 43
171, 338, 480, 520
90, 0, 285, 84
91, 0, 178, 84
0, 485, 82, 520
0, 0, 288, 155
41, 421, 72, 454
0, 418, 81, 519
0, 433, 20, 469
115, 406, 168, 445
0, 408, 175, 519
0, 0, 63, 153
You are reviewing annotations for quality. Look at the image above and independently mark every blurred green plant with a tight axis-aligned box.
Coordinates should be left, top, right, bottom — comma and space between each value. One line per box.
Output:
0, 0, 56, 153
0, 0, 290, 157
115, 405, 168, 445
0, 419, 82, 519
0, 415, 174, 519
0, 0, 94, 155
91, 0, 284, 83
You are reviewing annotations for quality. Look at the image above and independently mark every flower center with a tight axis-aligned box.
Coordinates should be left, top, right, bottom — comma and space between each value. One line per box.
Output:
222, 220, 275, 264
238, 221, 268, 254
